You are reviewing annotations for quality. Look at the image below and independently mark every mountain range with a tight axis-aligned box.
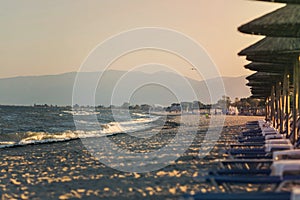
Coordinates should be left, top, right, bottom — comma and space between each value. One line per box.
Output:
0, 71, 250, 106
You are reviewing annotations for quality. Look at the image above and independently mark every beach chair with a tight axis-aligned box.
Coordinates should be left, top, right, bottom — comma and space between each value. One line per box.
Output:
198, 160, 300, 192
234, 154, 273, 159
214, 159, 273, 171
218, 149, 300, 170
273, 149, 300, 161
230, 139, 291, 149
183, 183, 300, 200
183, 191, 291, 200
238, 134, 283, 143
186, 120, 300, 199
227, 143, 293, 160
213, 148, 300, 183
209, 168, 271, 175
271, 160, 300, 177
197, 174, 300, 194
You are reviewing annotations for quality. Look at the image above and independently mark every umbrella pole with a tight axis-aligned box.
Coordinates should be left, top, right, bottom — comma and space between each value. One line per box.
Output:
276, 82, 282, 131
283, 70, 290, 137
269, 96, 272, 122
292, 56, 299, 144
271, 85, 276, 127
265, 97, 269, 121
279, 81, 284, 133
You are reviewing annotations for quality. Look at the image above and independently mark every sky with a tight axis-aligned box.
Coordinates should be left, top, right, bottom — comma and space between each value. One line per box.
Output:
0, 0, 284, 79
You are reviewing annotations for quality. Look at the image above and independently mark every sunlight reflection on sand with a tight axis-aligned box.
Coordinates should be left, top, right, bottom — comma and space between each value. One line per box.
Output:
0, 116, 265, 199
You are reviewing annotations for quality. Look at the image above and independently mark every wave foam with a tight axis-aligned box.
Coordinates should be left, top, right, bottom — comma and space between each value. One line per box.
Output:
63, 110, 100, 116
0, 116, 161, 148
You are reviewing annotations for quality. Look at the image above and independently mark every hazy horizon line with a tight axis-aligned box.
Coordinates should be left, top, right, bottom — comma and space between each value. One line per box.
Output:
0, 69, 248, 80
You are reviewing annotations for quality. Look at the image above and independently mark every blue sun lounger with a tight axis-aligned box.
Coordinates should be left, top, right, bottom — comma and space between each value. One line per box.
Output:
238, 136, 267, 143
227, 143, 293, 160
205, 175, 281, 184
228, 148, 266, 154
219, 159, 273, 170
230, 139, 291, 148
238, 134, 283, 143
240, 128, 262, 136
183, 192, 291, 200
230, 143, 266, 148
234, 154, 273, 159
209, 168, 271, 175
228, 146, 292, 155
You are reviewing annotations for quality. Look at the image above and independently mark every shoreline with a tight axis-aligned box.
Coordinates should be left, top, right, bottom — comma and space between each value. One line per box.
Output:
0, 115, 263, 200
0, 114, 179, 150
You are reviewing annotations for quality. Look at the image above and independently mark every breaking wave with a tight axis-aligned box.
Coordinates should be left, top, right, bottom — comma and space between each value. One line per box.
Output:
0, 115, 161, 149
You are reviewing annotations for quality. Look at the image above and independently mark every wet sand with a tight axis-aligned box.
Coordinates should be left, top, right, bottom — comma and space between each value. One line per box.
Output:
0, 115, 263, 200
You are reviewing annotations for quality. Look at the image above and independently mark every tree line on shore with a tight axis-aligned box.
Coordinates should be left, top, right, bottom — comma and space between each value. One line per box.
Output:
30, 96, 265, 116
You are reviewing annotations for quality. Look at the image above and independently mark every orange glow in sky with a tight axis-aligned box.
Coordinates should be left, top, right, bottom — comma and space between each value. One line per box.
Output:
0, 0, 283, 79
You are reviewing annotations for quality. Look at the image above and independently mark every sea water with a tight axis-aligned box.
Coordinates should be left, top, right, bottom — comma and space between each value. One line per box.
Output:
0, 106, 161, 148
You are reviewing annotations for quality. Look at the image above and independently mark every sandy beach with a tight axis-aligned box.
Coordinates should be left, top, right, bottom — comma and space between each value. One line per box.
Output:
0, 115, 264, 200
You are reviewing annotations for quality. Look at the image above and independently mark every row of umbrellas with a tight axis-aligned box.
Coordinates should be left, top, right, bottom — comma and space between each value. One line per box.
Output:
238, 0, 300, 143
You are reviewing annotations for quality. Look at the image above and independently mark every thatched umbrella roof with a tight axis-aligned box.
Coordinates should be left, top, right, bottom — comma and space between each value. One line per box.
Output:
247, 72, 280, 97
244, 62, 293, 73
247, 78, 293, 87
250, 94, 268, 99
250, 88, 272, 96
246, 72, 282, 81
239, 38, 297, 98
251, 87, 272, 93
246, 54, 295, 64
238, 5, 300, 37
256, 0, 300, 4
246, 80, 275, 87
250, 86, 272, 91
250, 90, 271, 98
238, 37, 300, 56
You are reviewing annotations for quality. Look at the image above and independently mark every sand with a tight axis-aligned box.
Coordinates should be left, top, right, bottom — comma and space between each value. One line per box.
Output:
0, 115, 263, 200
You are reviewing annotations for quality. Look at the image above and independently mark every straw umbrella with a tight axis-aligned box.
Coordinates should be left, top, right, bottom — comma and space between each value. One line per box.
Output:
246, 81, 274, 87
238, 37, 300, 55
256, 0, 300, 4
246, 72, 282, 80
245, 62, 293, 73
245, 62, 293, 134
238, 1, 300, 142
239, 37, 300, 139
238, 5, 300, 37
250, 90, 273, 119
246, 72, 283, 126
246, 55, 295, 64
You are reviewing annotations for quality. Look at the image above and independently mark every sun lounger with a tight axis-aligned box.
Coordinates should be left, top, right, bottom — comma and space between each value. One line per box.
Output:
218, 159, 273, 170
199, 159, 300, 191
209, 168, 271, 175
220, 150, 300, 171
184, 182, 300, 200
186, 120, 300, 200
230, 143, 265, 148
227, 144, 293, 159
234, 154, 273, 159
239, 134, 283, 143
271, 160, 300, 177
230, 139, 291, 148
183, 191, 291, 200
202, 174, 300, 186
273, 149, 300, 161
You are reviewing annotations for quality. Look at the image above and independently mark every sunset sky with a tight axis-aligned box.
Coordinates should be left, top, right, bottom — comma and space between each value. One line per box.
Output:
0, 0, 283, 79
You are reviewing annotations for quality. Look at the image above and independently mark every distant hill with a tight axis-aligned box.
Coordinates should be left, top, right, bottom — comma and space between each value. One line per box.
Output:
0, 71, 250, 106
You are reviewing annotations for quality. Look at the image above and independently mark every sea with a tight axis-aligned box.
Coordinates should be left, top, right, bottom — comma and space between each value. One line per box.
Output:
0, 105, 162, 148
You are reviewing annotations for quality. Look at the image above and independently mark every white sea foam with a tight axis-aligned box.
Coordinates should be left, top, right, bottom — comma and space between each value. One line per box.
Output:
132, 112, 148, 117
102, 116, 160, 134
0, 116, 161, 148
63, 110, 100, 116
